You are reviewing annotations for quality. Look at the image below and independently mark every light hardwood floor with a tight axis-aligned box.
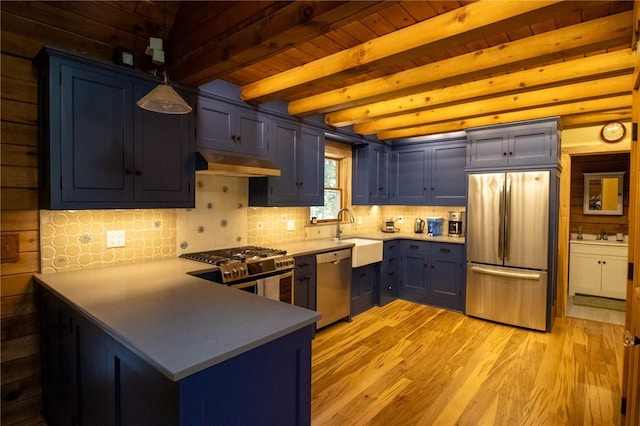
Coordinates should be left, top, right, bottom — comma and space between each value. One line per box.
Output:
311, 299, 624, 426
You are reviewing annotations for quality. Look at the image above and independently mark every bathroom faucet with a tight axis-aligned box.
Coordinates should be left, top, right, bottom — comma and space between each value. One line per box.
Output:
597, 229, 607, 240
335, 208, 355, 239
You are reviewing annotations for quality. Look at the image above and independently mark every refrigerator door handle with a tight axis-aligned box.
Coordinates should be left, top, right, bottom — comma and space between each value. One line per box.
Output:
505, 177, 512, 260
470, 265, 541, 281
498, 178, 505, 260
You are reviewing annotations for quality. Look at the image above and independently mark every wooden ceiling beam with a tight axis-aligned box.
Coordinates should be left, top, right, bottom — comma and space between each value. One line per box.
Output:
239, 0, 567, 102
377, 94, 632, 140
169, 1, 392, 86
354, 75, 632, 134
326, 49, 636, 127
288, 11, 633, 116
561, 110, 633, 128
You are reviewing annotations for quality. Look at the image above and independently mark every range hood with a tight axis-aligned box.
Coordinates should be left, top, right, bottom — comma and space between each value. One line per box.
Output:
195, 152, 281, 177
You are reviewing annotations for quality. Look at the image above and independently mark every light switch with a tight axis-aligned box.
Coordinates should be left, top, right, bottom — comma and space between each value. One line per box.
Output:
106, 230, 125, 248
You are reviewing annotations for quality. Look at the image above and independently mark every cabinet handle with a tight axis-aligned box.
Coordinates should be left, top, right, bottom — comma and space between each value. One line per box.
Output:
231, 135, 236, 142
360, 273, 367, 277
440, 248, 451, 253
379, 187, 384, 191
410, 244, 420, 249
237, 136, 241, 143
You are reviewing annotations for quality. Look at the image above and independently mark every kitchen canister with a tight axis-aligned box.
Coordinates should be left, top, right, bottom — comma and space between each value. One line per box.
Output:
426, 217, 444, 236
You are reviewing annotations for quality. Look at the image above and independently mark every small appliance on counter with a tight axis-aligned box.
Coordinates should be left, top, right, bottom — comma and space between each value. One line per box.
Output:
382, 218, 399, 233
414, 217, 425, 233
426, 217, 444, 236
448, 211, 465, 237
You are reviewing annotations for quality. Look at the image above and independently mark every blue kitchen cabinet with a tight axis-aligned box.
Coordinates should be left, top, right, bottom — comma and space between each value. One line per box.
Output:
429, 243, 465, 312
399, 240, 430, 303
196, 95, 269, 158
398, 240, 466, 310
294, 255, 316, 310
249, 119, 324, 206
36, 47, 194, 210
389, 147, 429, 205
351, 263, 379, 316
430, 141, 467, 206
379, 240, 400, 305
466, 117, 560, 169
352, 143, 390, 205
38, 285, 314, 426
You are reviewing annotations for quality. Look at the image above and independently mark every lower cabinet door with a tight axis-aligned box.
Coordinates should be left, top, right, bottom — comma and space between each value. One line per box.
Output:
351, 264, 379, 316
400, 250, 429, 303
430, 255, 464, 311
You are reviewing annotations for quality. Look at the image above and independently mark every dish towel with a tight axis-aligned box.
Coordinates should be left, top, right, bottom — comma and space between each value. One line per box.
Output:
257, 276, 280, 301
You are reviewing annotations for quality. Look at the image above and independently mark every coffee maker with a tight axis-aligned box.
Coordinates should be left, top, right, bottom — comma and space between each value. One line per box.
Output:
448, 211, 464, 237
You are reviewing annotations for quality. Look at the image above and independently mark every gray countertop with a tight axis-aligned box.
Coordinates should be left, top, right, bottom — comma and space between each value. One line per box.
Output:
34, 258, 320, 382
33, 232, 463, 382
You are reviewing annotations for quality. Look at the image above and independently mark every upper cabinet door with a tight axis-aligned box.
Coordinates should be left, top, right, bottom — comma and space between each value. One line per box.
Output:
296, 125, 324, 205
59, 63, 135, 204
196, 96, 268, 157
133, 84, 193, 205
390, 148, 428, 205
430, 141, 466, 206
467, 132, 509, 169
507, 127, 553, 167
195, 97, 233, 151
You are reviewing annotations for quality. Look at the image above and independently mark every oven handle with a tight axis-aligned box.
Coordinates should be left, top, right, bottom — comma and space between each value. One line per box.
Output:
231, 280, 259, 290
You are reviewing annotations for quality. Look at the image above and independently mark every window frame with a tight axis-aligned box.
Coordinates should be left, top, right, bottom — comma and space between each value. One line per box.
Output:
309, 140, 352, 224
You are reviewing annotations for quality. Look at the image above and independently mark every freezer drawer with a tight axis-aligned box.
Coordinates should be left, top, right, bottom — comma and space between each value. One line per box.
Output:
466, 263, 548, 331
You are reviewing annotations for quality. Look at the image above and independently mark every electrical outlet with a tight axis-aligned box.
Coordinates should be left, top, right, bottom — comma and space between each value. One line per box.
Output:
357, 216, 362, 225
286, 220, 295, 231
397, 216, 404, 224
106, 230, 125, 248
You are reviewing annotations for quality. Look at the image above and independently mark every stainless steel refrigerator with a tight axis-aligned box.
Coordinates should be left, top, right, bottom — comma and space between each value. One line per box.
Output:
466, 171, 550, 331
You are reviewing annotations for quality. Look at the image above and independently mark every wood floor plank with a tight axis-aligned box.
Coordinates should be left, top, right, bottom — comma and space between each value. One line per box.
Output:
311, 299, 624, 425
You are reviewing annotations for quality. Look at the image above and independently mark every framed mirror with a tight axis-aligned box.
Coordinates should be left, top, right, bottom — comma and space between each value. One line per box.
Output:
583, 172, 624, 215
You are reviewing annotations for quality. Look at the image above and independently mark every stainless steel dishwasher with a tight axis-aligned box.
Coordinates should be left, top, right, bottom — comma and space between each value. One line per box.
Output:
315, 248, 351, 329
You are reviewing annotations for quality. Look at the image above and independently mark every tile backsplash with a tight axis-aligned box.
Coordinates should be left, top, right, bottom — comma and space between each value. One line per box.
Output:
40, 173, 464, 272
40, 209, 176, 273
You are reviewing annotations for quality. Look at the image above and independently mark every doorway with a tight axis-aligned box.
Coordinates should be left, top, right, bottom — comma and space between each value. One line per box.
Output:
566, 153, 630, 325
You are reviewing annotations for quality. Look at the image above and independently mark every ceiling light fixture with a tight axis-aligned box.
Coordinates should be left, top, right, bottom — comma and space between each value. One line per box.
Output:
137, 70, 192, 114
136, 3, 191, 115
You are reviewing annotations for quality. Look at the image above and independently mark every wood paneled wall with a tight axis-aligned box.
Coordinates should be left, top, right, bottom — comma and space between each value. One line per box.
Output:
569, 153, 630, 236
0, 3, 124, 424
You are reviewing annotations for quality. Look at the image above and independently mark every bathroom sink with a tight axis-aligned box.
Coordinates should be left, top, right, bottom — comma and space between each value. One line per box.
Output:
340, 238, 383, 267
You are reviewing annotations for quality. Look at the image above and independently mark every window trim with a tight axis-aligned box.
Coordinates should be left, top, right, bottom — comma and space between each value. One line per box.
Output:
309, 140, 352, 224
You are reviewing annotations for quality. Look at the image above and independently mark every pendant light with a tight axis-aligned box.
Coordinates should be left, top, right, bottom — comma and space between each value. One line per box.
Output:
137, 70, 192, 114
136, 3, 192, 115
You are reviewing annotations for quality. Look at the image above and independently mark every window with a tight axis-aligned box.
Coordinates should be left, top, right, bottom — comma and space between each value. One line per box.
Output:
310, 141, 351, 223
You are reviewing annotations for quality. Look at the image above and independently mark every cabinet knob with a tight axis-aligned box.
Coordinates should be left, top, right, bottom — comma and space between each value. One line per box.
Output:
602, 261, 606, 264
135, 170, 142, 176
125, 169, 133, 175
503, 152, 508, 156
237, 136, 241, 143
509, 151, 514, 156
598, 260, 601, 264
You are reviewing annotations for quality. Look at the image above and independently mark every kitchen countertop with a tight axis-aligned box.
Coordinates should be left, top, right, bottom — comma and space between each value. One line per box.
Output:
279, 232, 464, 257
34, 258, 320, 382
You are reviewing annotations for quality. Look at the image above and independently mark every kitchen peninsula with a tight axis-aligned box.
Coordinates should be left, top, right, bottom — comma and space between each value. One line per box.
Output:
34, 258, 320, 426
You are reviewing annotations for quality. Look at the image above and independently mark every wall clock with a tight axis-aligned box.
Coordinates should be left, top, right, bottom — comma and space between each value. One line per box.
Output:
600, 121, 626, 143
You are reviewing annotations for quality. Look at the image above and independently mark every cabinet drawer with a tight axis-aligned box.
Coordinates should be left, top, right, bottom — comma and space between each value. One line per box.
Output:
431, 243, 464, 258
401, 240, 430, 253
570, 242, 627, 257
294, 255, 315, 275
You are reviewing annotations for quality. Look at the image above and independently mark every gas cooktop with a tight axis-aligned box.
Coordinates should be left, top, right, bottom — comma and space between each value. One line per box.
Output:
180, 246, 287, 266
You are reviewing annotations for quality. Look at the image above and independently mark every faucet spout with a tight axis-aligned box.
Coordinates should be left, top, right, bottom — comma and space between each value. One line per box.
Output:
336, 208, 355, 239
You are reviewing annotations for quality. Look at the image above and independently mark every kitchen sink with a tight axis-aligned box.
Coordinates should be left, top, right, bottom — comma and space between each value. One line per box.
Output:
340, 238, 383, 267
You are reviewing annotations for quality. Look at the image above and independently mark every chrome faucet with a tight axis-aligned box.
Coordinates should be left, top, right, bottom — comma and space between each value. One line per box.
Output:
335, 208, 355, 239
596, 229, 608, 240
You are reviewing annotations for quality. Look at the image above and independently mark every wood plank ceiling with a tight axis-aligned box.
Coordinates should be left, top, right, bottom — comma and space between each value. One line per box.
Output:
3, 1, 637, 141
